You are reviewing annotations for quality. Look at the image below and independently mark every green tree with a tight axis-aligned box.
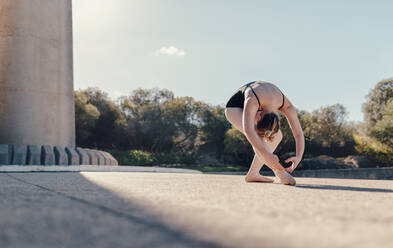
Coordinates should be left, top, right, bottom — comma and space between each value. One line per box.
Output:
120, 88, 174, 152
356, 78, 393, 164
82, 88, 125, 149
74, 91, 100, 147
224, 128, 253, 165
300, 104, 355, 157
197, 105, 231, 158
163, 97, 202, 153
120, 88, 201, 153
363, 78, 393, 126
369, 100, 393, 147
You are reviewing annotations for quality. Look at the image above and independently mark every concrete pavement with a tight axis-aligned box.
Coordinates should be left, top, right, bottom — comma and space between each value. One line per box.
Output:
0, 172, 392, 248
0, 165, 202, 174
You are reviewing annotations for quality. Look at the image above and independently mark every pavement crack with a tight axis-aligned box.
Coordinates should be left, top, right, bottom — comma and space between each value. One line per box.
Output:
5, 173, 218, 248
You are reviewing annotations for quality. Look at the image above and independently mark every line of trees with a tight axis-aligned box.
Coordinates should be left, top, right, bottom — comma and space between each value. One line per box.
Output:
354, 78, 393, 164
75, 78, 392, 167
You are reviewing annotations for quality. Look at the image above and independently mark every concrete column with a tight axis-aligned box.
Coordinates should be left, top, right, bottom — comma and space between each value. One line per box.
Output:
0, 0, 75, 147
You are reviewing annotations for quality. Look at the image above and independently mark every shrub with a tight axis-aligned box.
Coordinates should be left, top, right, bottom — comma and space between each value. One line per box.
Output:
107, 149, 198, 166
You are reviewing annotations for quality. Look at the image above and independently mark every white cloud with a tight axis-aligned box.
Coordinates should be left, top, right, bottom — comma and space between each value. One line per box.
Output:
154, 46, 186, 57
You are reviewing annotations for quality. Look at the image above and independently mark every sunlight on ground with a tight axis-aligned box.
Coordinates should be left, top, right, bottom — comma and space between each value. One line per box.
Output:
80, 172, 393, 248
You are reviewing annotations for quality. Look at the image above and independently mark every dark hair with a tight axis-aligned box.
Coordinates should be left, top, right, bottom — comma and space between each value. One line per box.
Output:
256, 113, 280, 141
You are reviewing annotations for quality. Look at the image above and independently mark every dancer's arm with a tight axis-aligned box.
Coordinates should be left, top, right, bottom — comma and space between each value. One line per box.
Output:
242, 97, 284, 170
280, 97, 305, 172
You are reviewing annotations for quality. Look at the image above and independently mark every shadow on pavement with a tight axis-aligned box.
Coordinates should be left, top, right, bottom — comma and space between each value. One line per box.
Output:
296, 184, 393, 193
0, 173, 219, 248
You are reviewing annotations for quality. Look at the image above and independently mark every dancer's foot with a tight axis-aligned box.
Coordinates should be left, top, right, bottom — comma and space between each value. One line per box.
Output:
245, 174, 274, 183
273, 170, 296, 185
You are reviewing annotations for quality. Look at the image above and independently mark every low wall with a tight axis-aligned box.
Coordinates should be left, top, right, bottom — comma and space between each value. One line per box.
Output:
208, 167, 393, 180
258, 167, 393, 180
291, 167, 393, 180
0, 144, 118, 166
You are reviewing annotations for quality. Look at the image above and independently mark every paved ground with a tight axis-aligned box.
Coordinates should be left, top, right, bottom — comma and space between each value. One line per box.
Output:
0, 172, 392, 248
0, 165, 202, 174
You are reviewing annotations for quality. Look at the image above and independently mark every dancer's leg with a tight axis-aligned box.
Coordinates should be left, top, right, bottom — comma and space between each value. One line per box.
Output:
246, 130, 282, 182
224, 108, 244, 133
246, 128, 295, 185
225, 108, 279, 182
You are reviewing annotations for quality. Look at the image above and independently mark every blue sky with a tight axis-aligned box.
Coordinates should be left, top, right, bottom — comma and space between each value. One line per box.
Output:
73, 0, 393, 121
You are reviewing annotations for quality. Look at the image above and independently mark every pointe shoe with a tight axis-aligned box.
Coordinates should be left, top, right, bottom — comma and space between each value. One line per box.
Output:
273, 170, 296, 185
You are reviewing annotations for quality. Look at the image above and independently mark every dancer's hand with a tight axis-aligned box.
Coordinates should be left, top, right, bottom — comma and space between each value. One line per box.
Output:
284, 156, 301, 173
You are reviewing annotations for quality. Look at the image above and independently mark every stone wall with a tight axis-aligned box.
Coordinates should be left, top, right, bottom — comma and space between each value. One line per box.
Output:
291, 167, 393, 180
0, 144, 118, 166
207, 167, 393, 180
260, 167, 393, 180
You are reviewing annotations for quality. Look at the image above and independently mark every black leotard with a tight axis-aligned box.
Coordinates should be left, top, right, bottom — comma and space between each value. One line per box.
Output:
226, 81, 285, 110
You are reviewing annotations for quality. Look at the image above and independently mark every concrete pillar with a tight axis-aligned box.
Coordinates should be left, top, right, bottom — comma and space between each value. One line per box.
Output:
0, 0, 75, 148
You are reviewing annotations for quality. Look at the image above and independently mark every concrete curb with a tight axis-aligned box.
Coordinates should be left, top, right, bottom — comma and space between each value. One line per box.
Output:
27, 145, 41, 165
85, 149, 98, 165
0, 165, 202, 174
0, 144, 9, 165
41, 145, 55, 165
0, 144, 118, 166
54, 146, 68, 165
65, 147, 80, 165
76, 147, 89, 165
12, 144, 26, 165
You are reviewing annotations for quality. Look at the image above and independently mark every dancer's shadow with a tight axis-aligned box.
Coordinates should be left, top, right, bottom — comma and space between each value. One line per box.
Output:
296, 184, 393, 193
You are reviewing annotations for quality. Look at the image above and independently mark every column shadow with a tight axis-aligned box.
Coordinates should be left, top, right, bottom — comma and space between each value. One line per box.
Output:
2, 172, 220, 248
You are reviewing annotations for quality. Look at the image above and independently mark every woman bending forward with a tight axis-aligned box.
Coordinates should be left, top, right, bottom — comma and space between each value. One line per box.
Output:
225, 81, 304, 185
